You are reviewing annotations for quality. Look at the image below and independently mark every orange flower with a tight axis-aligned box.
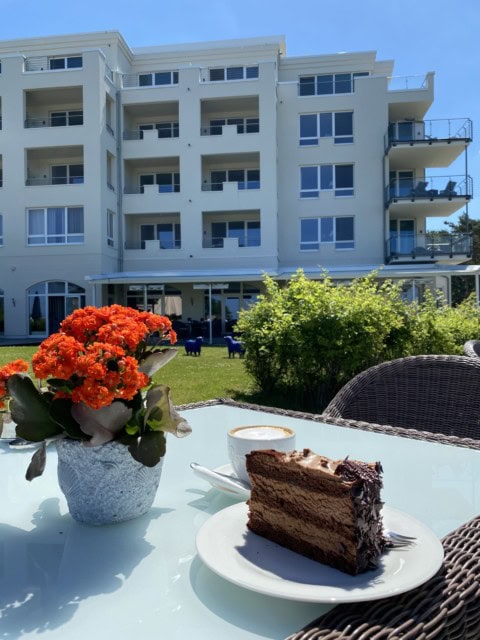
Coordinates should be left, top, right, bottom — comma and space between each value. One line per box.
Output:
0, 359, 29, 408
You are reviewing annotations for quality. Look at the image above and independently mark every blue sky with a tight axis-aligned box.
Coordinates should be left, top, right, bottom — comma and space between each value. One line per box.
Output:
1, 0, 478, 230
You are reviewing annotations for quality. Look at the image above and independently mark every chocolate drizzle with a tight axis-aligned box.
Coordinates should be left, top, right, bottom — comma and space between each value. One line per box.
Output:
336, 457, 382, 487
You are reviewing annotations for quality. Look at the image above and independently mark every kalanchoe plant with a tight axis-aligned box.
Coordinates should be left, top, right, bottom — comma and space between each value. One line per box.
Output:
0, 305, 191, 480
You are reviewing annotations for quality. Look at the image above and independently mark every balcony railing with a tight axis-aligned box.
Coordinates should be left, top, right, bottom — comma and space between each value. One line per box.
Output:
387, 74, 428, 91
124, 185, 180, 194
200, 122, 259, 136
386, 233, 472, 260
386, 175, 473, 204
125, 239, 181, 250
26, 177, 84, 186
202, 181, 260, 191
386, 118, 472, 148
123, 127, 179, 140
25, 114, 83, 128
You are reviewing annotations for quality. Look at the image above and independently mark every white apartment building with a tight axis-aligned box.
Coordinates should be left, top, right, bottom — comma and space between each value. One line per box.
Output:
0, 31, 475, 342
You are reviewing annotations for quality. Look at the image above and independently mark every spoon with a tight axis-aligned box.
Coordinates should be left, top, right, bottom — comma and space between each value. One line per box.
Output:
190, 462, 251, 496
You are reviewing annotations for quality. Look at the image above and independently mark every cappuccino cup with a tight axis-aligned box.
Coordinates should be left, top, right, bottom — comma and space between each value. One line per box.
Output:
227, 424, 296, 484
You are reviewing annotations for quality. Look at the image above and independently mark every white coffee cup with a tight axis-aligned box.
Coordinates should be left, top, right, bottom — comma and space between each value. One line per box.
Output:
227, 424, 296, 485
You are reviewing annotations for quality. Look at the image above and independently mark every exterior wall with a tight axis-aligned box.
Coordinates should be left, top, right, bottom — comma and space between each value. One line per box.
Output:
0, 31, 473, 341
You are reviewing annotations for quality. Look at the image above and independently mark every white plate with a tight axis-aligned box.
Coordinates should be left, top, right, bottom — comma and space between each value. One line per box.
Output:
196, 502, 444, 603
195, 463, 250, 499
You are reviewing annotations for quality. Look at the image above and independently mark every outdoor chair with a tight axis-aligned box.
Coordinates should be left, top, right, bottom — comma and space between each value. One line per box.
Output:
464, 339, 480, 358
409, 180, 428, 197
440, 180, 457, 196
224, 335, 245, 358
322, 354, 480, 440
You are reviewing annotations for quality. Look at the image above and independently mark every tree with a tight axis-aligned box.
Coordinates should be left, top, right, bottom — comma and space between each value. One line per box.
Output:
444, 212, 480, 305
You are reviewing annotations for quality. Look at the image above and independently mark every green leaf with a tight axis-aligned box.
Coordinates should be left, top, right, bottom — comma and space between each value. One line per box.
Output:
49, 398, 84, 440
128, 430, 166, 467
70, 401, 133, 446
138, 349, 178, 377
7, 374, 62, 442
25, 442, 47, 481
144, 384, 191, 437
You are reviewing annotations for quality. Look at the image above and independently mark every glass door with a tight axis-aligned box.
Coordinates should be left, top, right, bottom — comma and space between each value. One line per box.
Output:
390, 219, 415, 254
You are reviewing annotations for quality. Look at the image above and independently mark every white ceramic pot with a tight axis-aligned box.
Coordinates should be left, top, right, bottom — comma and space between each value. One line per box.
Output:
56, 439, 163, 525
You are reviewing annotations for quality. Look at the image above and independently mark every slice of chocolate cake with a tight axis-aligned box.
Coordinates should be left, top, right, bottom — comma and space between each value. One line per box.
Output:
246, 448, 385, 575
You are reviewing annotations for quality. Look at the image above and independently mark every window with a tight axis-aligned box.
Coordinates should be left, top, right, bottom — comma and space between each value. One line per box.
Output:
27, 207, 84, 245
138, 122, 179, 139
300, 112, 353, 145
299, 72, 368, 96
300, 164, 353, 197
208, 117, 259, 135
0, 214, 3, 245
139, 173, 180, 193
138, 71, 178, 86
49, 55, 82, 70
51, 164, 84, 185
300, 216, 354, 250
210, 169, 260, 191
209, 65, 259, 82
210, 220, 260, 247
107, 210, 115, 247
50, 110, 83, 127
140, 223, 181, 249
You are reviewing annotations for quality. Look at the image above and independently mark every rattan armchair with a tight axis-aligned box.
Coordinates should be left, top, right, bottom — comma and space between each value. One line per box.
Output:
323, 355, 480, 441
464, 340, 480, 358
286, 512, 480, 640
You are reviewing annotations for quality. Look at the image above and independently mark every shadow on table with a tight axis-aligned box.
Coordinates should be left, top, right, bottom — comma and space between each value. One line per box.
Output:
0, 498, 172, 638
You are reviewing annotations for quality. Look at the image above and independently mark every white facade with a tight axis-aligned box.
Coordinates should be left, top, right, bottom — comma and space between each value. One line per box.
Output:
0, 31, 474, 341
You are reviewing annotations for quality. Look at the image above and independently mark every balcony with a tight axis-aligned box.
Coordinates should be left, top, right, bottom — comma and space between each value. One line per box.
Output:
26, 147, 84, 187
25, 55, 83, 73
386, 118, 472, 169
386, 233, 472, 264
25, 87, 83, 129
387, 73, 433, 121
386, 174, 473, 218
202, 212, 261, 250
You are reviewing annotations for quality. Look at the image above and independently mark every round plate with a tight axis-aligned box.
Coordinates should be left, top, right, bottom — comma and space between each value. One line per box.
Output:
196, 502, 444, 603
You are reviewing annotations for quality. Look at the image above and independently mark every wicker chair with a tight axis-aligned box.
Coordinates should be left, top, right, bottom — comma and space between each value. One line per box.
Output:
464, 340, 480, 358
323, 355, 480, 441
286, 512, 480, 640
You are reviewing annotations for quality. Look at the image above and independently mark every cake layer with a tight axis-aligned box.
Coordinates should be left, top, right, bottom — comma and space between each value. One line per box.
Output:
246, 449, 385, 575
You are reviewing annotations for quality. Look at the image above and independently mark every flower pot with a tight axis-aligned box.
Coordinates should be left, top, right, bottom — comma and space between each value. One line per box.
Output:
56, 439, 164, 525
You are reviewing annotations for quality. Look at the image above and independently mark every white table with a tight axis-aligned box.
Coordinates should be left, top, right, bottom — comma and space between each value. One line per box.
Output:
1, 403, 480, 639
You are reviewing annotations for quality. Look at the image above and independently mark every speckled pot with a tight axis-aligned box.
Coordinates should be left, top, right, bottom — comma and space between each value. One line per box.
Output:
56, 439, 163, 525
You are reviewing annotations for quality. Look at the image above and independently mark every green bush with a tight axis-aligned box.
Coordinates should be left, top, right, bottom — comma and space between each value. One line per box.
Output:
236, 270, 480, 412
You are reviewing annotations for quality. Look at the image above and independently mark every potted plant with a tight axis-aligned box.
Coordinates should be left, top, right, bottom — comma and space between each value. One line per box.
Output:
0, 304, 191, 525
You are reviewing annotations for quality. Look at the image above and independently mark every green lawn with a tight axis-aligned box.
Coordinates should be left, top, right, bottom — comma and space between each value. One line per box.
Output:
0, 345, 260, 407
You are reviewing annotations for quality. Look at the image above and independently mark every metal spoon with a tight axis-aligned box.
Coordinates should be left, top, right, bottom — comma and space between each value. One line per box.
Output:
190, 462, 251, 496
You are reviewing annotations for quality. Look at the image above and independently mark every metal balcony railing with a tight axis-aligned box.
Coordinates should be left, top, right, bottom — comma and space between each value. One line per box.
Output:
123, 126, 179, 140
386, 175, 473, 204
200, 121, 259, 136
124, 184, 180, 195
25, 113, 83, 128
26, 177, 84, 186
386, 118, 472, 149
202, 181, 260, 192
202, 235, 260, 249
386, 233, 472, 260
125, 239, 181, 250
387, 74, 429, 91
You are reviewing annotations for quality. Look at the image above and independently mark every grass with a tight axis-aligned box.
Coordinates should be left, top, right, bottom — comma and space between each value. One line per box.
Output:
0, 345, 259, 406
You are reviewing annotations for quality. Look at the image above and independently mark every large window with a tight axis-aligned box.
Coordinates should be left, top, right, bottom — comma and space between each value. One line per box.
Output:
299, 72, 369, 96
139, 71, 178, 86
50, 110, 83, 126
300, 216, 354, 250
139, 173, 180, 193
209, 220, 260, 247
49, 55, 82, 70
300, 112, 353, 145
210, 169, 260, 191
209, 66, 259, 82
140, 223, 181, 249
28, 281, 85, 335
28, 207, 84, 245
51, 164, 84, 185
300, 164, 354, 197
107, 210, 115, 247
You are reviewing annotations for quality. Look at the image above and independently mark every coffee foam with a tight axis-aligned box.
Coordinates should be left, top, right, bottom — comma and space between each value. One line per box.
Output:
231, 426, 293, 440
